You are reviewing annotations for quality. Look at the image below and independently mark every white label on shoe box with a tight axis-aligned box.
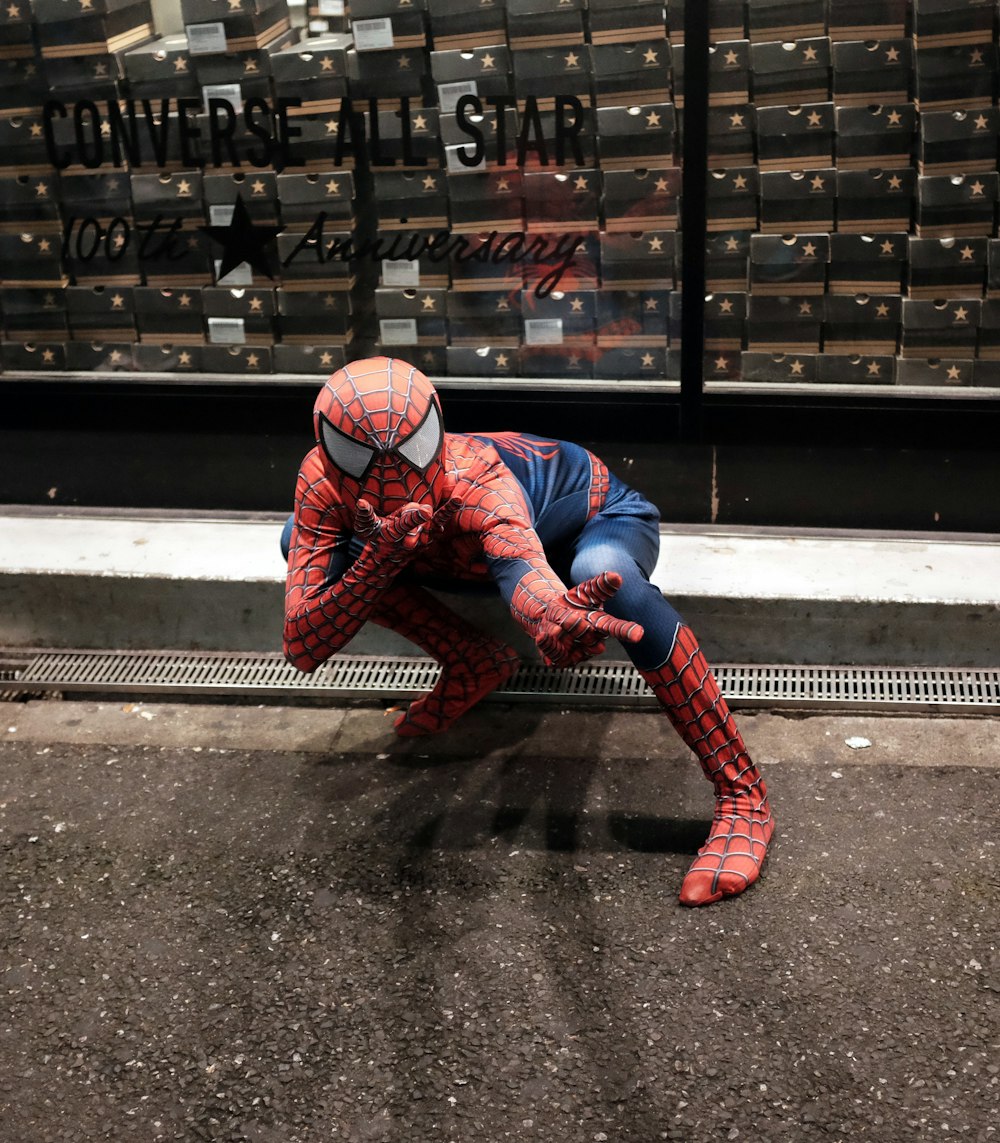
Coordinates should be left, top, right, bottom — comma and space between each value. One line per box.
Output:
208, 317, 246, 344
379, 318, 418, 344
318, 0, 345, 14
381, 259, 421, 287
214, 259, 253, 286
438, 80, 478, 114
186, 22, 228, 56
203, 84, 243, 114
352, 18, 394, 51
524, 318, 564, 345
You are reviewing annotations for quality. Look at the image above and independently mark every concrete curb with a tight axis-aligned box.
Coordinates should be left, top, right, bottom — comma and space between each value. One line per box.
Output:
2, 511, 998, 667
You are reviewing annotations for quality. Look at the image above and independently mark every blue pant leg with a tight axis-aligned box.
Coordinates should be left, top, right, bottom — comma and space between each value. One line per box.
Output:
280, 513, 295, 560
567, 502, 685, 672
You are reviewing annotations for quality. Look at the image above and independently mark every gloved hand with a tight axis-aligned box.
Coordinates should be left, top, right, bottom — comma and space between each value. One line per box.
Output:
354, 497, 460, 566
513, 571, 644, 668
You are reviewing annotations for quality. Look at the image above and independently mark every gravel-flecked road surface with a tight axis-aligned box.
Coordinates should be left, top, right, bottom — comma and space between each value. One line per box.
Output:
1, 700, 998, 1142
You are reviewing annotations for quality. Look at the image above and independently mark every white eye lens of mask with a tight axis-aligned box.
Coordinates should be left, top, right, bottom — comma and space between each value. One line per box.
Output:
396, 404, 442, 471
319, 416, 377, 479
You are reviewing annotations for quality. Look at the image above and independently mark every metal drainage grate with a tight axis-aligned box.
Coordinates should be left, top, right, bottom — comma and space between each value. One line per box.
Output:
6, 649, 1000, 713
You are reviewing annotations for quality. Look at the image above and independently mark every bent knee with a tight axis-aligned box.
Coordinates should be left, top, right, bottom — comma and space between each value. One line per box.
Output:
570, 544, 644, 586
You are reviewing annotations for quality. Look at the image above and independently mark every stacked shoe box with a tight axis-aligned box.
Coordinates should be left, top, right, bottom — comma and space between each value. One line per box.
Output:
359, 9, 443, 371
829, 23, 910, 378
731, 3, 988, 385
912, 0, 996, 111
33, 0, 156, 103
181, 0, 293, 100
118, 33, 201, 372
512, 0, 595, 388
436, 47, 523, 379
907, 1, 999, 384
0, 27, 67, 374
306, 0, 351, 35
347, 0, 428, 112
665, 0, 746, 47
0, 1, 47, 117
6, 1, 1000, 389
270, 31, 357, 374
594, 100, 678, 382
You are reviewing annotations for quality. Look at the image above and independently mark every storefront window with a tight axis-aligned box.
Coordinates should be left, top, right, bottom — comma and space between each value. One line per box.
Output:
0, 1, 997, 392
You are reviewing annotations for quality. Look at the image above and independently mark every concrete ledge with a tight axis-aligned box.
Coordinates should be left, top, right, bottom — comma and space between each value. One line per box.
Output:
2, 510, 998, 667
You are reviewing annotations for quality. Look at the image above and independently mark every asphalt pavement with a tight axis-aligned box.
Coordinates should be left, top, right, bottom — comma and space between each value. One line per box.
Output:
2, 698, 999, 1143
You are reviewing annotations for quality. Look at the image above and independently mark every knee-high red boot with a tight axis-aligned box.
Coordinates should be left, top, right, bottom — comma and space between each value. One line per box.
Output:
639, 624, 774, 906
370, 583, 520, 737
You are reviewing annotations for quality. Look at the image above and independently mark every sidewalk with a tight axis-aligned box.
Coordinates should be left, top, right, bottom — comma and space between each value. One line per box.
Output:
2, 697, 999, 1142
1, 507, 998, 666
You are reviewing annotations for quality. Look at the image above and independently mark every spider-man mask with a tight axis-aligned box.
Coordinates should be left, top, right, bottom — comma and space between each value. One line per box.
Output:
313, 356, 450, 515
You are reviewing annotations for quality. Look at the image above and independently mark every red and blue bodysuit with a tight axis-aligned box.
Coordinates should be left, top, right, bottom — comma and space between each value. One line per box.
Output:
283, 357, 773, 907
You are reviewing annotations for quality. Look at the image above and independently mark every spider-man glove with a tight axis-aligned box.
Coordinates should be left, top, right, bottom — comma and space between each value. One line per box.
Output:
353, 497, 460, 568
511, 571, 644, 668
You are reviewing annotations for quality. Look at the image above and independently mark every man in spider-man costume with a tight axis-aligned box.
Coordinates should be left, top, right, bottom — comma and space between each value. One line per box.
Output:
283, 357, 773, 907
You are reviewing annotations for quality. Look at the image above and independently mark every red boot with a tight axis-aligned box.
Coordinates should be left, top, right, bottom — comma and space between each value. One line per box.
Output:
640, 624, 774, 906
370, 584, 520, 737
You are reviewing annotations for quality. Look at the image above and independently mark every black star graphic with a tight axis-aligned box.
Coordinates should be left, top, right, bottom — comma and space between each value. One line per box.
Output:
201, 194, 283, 280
